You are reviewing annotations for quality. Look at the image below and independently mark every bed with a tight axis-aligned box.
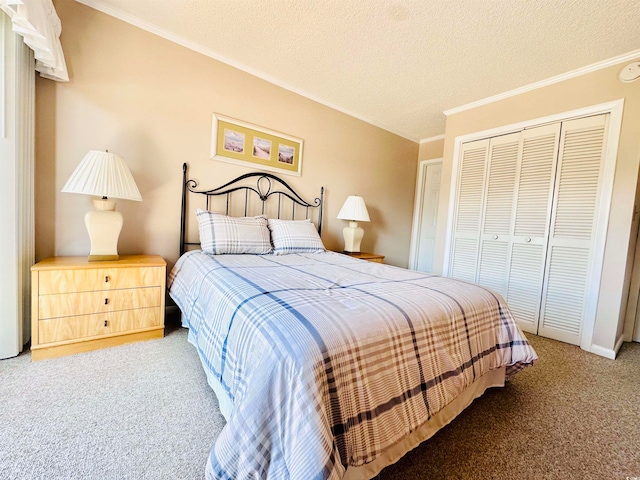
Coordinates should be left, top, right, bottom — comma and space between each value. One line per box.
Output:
168, 164, 537, 480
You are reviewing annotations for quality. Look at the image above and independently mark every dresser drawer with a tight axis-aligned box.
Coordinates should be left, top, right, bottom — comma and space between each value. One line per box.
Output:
38, 287, 162, 320
39, 307, 162, 344
38, 266, 164, 294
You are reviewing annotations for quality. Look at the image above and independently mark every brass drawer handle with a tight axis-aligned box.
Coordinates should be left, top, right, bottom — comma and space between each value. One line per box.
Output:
105, 298, 109, 305
105, 275, 109, 283
104, 320, 108, 327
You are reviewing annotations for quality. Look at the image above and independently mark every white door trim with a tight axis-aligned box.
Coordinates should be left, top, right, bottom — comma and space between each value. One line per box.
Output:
621, 149, 640, 343
409, 159, 442, 270
443, 99, 625, 355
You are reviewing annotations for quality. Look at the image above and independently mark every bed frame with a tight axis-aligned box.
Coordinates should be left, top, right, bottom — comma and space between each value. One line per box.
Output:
180, 163, 324, 256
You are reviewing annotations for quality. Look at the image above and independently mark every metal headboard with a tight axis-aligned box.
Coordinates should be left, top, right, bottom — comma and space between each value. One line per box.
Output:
180, 163, 324, 256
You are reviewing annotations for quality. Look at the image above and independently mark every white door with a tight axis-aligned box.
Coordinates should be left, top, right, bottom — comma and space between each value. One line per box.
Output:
410, 160, 442, 272
505, 123, 561, 334
449, 139, 489, 282
446, 116, 608, 345
476, 132, 520, 296
446, 103, 622, 355
538, 114, 609, 345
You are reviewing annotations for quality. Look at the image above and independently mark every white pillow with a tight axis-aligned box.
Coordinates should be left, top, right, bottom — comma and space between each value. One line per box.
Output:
267, 218, 325, 255
196, 209, 272, 254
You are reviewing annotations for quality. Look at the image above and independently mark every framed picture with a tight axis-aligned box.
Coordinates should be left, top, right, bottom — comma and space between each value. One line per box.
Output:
211, 114, 303, 176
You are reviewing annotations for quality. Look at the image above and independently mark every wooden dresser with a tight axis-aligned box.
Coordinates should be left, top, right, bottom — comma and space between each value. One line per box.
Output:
31, 255, 166, 361
341, 252, 385, 263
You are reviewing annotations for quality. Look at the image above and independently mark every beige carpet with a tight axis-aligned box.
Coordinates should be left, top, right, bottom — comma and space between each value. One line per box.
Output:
1, 320, 638, 479
0, 322, 224, 480
376, 334, 640, 479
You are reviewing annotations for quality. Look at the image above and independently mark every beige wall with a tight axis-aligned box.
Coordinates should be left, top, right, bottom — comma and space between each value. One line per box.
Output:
418, 137, 444, 161
435, 61, 640, 352
36, 0, 418, 269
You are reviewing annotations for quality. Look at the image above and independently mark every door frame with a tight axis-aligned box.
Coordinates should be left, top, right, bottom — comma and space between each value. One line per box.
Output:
622, 209, 640, 342
442, 99, 624, 356
409, 159, 443, 270
623, 179, 640, 343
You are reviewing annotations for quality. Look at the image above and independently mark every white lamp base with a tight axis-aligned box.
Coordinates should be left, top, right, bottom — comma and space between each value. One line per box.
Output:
343, 221, 364, 253
85, 199, 122, 261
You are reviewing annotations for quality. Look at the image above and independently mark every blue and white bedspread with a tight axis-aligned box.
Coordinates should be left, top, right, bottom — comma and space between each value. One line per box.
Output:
168, 251, 537, 480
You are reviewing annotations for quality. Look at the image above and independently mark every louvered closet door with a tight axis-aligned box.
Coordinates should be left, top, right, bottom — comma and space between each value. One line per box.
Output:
505, 124, 561, 334
450, 139, 489, 282
476, 133, 520, 296
538, 114, 609, 345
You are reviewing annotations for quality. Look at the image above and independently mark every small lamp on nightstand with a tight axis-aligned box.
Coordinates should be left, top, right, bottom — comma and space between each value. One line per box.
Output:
62, 150, 142, 261
337, 195, 370, 253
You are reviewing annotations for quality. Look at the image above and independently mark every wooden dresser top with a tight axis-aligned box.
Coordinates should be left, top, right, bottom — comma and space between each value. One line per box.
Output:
32, 255, 166, 271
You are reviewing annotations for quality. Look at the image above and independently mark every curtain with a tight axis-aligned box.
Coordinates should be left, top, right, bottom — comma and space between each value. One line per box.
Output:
0, 0, 68, 82
0, 11, 35, 358
0, 0, 65, 358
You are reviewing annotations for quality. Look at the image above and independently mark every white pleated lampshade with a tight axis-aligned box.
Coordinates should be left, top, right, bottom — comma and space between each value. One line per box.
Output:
337, 196, 370, 222
62, 150, 142, 201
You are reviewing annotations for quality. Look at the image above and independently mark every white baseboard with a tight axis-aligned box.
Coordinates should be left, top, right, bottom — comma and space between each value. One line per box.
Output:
589, 336, 625, 359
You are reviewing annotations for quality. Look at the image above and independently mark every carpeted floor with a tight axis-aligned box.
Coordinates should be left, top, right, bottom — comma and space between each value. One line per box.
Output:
1, 320, 639, 480
0, 321, 224, 480
376, 334, 640, 480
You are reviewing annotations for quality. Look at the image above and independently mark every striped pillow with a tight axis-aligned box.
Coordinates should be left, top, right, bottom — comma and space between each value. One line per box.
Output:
267, 218, 325, 255
196, 209, 272, 255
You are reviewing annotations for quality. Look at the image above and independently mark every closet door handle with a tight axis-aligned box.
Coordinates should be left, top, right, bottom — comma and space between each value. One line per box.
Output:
525, 237, 531, 243
493, 235, 499, 240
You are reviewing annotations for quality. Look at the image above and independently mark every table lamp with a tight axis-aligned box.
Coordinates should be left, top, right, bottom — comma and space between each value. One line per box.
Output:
62, 150, 142, 261
337, 195, 370, 253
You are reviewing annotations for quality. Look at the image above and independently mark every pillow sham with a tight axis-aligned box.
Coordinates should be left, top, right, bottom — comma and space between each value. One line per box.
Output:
196, 209, 272, 255
267, 218, 326, 255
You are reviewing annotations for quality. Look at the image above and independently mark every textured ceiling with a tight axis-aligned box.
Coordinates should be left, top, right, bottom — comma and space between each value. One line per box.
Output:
76, 0, 640, 141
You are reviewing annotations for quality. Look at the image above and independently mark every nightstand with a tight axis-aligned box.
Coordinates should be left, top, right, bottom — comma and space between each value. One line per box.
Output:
341, 252, 385, 264
31, 255, 166, 361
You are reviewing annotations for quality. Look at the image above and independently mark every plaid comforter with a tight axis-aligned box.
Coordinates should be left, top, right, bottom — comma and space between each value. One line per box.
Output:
168, 251, 537, 480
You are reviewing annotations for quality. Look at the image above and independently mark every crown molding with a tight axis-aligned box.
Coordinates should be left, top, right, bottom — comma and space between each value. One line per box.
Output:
444, 49, 640, 116
75, 0, 420, 143
419, 134, 445, 144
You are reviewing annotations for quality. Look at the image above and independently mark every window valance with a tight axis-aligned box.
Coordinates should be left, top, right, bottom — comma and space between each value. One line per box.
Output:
0, 0, 68, 81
